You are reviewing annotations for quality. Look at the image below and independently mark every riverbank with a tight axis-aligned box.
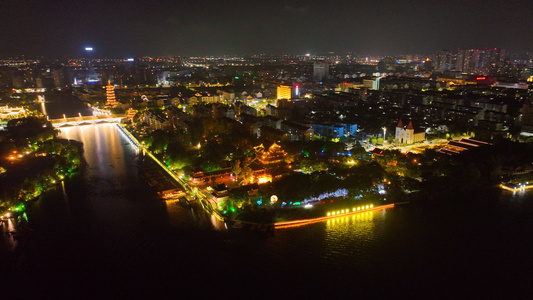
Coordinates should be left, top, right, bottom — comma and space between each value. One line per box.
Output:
501, 182, 533, 192
0, 138, 84, 217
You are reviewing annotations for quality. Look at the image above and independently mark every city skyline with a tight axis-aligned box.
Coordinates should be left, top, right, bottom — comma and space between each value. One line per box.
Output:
2, 0, 533, 58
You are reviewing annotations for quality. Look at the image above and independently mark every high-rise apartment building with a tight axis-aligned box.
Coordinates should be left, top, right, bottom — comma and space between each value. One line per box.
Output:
480, 48, 505, 68
313, 61, 329, 81
455, 48, 505, 74
455, 49, 476, 73
434, 50, 456, 72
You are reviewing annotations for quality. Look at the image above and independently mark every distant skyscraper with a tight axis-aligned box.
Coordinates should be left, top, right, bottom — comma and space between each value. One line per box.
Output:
480, 48, 505, 68
455, 48, 506, 74
434, 50, 455, 72
313, 61, 329, 81
456, 49, 476, 73
85, 46, 100, 84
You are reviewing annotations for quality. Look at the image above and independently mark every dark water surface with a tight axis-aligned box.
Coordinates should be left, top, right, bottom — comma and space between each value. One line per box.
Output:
2, 97, 533, 298
39, 93, 94, 119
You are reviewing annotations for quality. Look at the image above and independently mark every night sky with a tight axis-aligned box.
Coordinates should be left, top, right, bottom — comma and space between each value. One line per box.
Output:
2, 0, 533, 58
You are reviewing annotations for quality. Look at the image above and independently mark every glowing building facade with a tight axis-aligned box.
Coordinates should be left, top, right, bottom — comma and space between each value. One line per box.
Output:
277, 85, 291, 100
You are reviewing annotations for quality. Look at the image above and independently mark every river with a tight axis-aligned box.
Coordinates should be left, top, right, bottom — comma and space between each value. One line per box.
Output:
2, 94, 533, 298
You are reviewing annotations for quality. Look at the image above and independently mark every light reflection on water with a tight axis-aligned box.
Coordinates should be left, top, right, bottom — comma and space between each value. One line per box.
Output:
323, 211, 378, 265
4, 219, 17, 248
326, 211, 375, 238
55, 123, 212, 233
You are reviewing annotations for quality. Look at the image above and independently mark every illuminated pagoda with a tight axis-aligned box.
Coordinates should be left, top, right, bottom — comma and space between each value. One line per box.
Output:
105, 80, 117, 107
127, 108, 136, 120
258, 143, 287, 165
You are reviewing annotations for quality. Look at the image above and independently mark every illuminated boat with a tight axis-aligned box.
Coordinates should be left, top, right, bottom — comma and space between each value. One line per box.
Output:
158, 188, 185, 199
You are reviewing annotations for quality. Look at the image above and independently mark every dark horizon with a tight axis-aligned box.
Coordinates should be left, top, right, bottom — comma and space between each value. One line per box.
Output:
2, 0, 533, 58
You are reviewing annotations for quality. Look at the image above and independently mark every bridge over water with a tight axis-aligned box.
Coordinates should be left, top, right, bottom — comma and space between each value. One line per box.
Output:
49, 114, 127, 127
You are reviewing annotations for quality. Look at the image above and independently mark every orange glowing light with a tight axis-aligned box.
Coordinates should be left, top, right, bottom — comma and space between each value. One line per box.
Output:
257, 174, 272, 184
275, 204, 395, 229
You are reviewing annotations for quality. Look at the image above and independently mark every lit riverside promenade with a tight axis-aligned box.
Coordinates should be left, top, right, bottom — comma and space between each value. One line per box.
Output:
115, 123, 225, 221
